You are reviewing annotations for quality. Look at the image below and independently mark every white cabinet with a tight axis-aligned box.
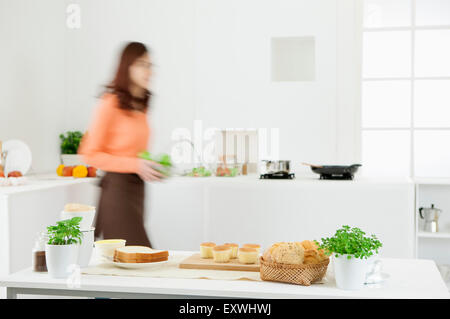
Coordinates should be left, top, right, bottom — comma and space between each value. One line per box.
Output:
146, 176, 416, 258
0, 176, 99, 274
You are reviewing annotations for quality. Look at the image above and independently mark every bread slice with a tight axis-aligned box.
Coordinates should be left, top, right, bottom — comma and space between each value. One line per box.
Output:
113, 246, 169, 263
64, 203, 95, 212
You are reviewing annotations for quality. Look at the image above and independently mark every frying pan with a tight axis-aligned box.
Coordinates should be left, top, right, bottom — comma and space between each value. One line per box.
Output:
302, 163, 362, 179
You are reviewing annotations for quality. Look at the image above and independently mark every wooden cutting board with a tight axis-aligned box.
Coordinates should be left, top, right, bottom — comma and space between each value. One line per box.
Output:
179, 253, 260, 272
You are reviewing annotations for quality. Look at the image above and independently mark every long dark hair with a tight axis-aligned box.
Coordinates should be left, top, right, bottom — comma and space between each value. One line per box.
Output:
106, 42, 151, 112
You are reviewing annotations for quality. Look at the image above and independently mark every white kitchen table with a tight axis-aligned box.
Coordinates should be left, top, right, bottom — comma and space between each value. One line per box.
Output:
1, 251, 449, 299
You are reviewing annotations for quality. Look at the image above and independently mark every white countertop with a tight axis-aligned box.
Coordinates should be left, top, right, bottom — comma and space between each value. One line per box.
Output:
0, 174, 99, 196
0, 173, 414, 196
1, 251, 448, 299
155, 174, 414, 186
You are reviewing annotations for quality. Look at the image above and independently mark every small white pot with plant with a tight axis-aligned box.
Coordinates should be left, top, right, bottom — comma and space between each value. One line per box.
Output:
315, 225, 382, 290
59, 131, 84, 166
45, 217, 83, 279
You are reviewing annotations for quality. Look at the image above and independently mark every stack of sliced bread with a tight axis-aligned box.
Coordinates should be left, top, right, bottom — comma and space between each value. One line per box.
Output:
113, 246, 169, 263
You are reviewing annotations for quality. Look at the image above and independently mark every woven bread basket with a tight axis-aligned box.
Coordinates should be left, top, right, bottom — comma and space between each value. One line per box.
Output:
259, 256, 330, 286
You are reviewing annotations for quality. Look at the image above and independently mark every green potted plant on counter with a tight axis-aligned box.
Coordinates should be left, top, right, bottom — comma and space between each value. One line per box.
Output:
315, 225, 382, 290
59, 131, 84, 166
45, 217, 83, 278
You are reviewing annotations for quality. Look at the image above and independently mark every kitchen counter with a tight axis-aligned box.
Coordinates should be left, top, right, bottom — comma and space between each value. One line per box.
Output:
146, 175, 415, 258
1, 250, 448, 299
0, 173, 99, 195
0, 174, 100, 282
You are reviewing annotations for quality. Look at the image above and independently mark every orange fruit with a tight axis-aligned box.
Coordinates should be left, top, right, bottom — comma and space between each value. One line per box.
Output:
87, 166, 97, 177
62, 166, 74, 176
73, 165, 88, 178
56, 164, 65, 176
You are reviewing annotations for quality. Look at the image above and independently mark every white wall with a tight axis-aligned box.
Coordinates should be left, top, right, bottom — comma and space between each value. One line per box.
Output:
194, 0, 338, 173
0, 0, 361, 173
0, 0, 66, 173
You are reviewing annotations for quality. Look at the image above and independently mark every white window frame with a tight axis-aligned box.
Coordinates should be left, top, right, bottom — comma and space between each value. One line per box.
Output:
361, 0, 450, 177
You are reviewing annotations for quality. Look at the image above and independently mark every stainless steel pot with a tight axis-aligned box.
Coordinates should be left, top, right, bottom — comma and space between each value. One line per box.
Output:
262, 160, 290, 174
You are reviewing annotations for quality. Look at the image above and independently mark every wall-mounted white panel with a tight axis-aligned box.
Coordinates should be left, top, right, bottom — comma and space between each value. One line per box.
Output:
271, 37, 315, 82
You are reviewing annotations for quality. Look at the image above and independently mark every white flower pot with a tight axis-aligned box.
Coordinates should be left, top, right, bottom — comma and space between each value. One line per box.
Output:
333, 254, 370, 290
60, 154, 84, 166
45, 244, 79, 279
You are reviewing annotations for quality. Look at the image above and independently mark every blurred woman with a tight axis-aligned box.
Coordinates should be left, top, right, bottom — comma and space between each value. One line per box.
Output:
79, 42, 162, 246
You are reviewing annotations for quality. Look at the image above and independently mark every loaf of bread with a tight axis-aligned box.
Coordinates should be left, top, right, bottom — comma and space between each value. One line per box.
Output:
262, 242, 305, 265
262, 241, 328, 265
113, 246, 169, 263
64, 203, 95, 212
300, 240, 328, 264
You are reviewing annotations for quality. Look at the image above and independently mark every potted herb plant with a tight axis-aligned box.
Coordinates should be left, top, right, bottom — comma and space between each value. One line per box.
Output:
59, 131, 84, 166
315, 225, 382, 290
45, 217, 83, 278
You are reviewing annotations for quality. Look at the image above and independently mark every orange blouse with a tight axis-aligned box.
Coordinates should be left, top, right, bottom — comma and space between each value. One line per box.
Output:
78, 93, 150, 173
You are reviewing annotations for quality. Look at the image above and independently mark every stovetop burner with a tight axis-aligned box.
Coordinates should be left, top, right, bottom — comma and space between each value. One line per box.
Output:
260, 172, 295, 180
319, 173, 354, 180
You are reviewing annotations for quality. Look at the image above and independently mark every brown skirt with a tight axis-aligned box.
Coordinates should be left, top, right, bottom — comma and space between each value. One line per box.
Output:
94, 172, 151, 247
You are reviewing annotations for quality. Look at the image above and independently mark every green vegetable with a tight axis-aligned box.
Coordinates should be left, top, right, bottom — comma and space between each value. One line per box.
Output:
59, 131, 83, 154
138, 151, 172, 177
229, 167, 239, 177
314, 225, 382, 260
47, 217, 83, 245
138, 151, 172, 167
187, 166, 211, 177
156, 154, 172, 167
138, 151, 152, 161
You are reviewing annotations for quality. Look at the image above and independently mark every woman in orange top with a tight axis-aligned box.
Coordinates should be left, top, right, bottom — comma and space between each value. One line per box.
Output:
78, 42, 163, 246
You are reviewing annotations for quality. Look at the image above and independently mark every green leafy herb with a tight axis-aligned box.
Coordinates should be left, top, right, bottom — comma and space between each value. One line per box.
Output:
138, 151, 173, 177
314, 225, 382, 260
187, 166, 211, 177
59, 131, 84, 154
229, 167, 239, 177
138, 151, 172, 167
138, 151, 152, 161
47, 217, 83, 245
156, 153, 172, 167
